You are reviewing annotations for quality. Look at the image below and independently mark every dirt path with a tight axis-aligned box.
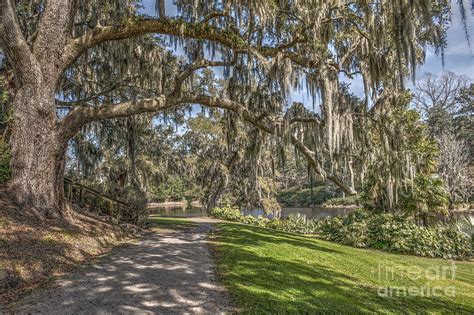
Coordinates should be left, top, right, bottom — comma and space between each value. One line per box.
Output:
11, 218, 234, 314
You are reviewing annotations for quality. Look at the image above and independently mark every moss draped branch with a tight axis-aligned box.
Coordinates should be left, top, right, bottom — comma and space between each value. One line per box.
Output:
172, 56, 238, 95
60, 93, 356, 195
61, 17, 314, 73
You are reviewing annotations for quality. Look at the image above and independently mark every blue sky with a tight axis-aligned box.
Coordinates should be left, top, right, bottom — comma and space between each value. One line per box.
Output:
420, 0, 474, 77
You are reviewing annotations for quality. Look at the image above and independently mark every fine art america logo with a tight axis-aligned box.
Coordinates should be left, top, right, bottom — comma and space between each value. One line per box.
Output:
377, 262, 457, 298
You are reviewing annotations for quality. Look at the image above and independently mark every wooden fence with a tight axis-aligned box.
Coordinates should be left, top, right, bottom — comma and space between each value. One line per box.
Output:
64, 178, 131, 222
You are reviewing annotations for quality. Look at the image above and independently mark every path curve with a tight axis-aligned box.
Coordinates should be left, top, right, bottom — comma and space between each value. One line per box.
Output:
12, 218, 234, 314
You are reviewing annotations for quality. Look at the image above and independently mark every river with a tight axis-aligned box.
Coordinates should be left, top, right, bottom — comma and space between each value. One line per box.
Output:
147, 203, 473, 227
148, 204, 357, 220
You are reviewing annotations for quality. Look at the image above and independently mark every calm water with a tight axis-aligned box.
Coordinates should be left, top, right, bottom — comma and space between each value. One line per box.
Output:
148, 205, 206, 217
242, 207, 356, 220
148, 204, 356, 220
147, 204, 473, 232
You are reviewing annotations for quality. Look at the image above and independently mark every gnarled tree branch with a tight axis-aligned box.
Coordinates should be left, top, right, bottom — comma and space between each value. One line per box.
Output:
59, 95, 174, 142
60, 93, 356, 195
289, 117, 321, 125
0, 0, 39, 87
172, 55, 239, 95
62, 17, 316, 74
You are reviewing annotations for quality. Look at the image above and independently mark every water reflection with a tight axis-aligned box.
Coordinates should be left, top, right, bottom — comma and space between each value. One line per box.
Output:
148, 203, 356, 221
242, 206, 356, 220
147, 205, 206, 217
147, 203, 473, 233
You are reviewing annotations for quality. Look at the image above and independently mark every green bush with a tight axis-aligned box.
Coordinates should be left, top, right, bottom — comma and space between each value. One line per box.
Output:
210, 206, 472, 260
261, 197, 281, 213
317, 210, 472, 259
268, 215, 320, 234
211, 206, 242, 221
400, 174, 449, 223
322, 195, 361, 207
210, 206, 319, 234
120, 186, 148, 225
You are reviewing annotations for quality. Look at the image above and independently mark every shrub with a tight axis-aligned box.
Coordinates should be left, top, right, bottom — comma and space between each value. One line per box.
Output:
210, 206, 472, 260
261, 197, 281, 213
210, 205, 242, 221
317, 210, 472, 259
276, 215, 319, 234
211, 206, 321, 234
118, 186, 148, 225
400, 174, 449, 224
322, 195, 361, 207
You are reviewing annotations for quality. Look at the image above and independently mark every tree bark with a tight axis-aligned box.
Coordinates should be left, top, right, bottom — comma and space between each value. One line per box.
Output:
8, 84, 66, 218
1, 0, 75, 219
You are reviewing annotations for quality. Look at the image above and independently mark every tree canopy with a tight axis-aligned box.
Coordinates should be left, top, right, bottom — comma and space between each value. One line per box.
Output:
1, 0, 469, 217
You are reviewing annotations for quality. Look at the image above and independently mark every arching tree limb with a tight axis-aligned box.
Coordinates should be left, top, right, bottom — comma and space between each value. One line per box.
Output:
61, 17, 312, 74
60, 93, 357, 195
0, 0, 39, 87
172, 56, 238, 95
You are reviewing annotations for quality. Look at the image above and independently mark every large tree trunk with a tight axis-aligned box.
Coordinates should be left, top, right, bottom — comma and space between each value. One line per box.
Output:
1, 0, 75, 219
8, 84, 66, 218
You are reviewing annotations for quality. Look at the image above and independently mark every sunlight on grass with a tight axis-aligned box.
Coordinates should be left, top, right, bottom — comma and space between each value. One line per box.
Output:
147, 216, 197, 230
213, 224, 474, 314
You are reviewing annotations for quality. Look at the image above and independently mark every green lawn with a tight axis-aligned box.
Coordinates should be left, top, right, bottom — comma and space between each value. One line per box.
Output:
147, 216, 198, 230
212, 223, 474, 314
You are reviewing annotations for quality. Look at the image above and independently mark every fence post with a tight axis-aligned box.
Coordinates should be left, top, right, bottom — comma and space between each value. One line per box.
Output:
63, 178, 130, 223
109, 200, 114, 218
68, 183, 73, 200
79, 187, 83, 206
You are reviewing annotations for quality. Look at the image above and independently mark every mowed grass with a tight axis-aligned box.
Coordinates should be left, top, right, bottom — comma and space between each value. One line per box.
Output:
212, 223, 474, 314
147, 216, 198, 231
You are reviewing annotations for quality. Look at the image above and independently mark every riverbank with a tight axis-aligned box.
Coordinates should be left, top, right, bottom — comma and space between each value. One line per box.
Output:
147, 201, 202, 208
211, 222, 474, 313
277, 186, 361, 208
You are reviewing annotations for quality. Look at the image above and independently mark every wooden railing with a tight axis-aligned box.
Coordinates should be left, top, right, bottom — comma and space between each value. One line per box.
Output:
64, 178, 131, 222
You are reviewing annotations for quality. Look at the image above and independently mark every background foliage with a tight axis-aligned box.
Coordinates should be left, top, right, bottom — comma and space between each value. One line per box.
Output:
211, 206, 472, 259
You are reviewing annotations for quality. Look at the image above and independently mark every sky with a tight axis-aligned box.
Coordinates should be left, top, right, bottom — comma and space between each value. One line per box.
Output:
419, 0, 474, 77
141, 0, 473, 105
293, 0, 474, 102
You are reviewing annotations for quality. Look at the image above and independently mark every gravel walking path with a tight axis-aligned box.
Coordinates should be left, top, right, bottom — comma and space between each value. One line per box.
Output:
11, 218, 234, 314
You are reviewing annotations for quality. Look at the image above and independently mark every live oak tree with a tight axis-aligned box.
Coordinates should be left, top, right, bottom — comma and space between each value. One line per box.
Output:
0, 0, 453, 218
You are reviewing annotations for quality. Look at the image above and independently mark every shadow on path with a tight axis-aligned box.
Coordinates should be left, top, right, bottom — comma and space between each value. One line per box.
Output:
13, 220, 234, 314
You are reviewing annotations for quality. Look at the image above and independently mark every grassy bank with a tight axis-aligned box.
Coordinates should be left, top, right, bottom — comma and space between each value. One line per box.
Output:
0, 189, 137, 306
277, 186, 334, 206
212, 223, 474, 313
277, 186, 360, 207
147, 215, 198, 232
